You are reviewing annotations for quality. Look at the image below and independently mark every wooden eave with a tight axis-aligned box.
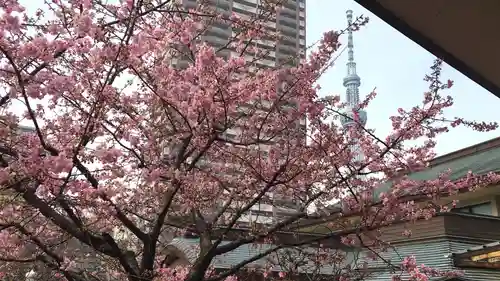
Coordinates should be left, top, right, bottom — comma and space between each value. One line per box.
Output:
355, 0, 500, 98
452, 242, 500, 270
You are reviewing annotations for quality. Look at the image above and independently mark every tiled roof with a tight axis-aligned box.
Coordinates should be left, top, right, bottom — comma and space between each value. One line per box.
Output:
167, 238, 356, 274
449, 241, 500, 257
299, 137, 500, 233
373, 143, 500, 199
169, 238, 200, 264
435, 277, 472, 281
18, 125, 35, 133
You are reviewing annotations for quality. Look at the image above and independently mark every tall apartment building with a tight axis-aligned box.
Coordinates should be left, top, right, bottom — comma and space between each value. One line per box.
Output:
167, 0, 307, 225
172, 0, 306, 67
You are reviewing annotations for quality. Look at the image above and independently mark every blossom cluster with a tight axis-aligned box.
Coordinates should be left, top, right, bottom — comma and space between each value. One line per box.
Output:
0, 0, 497, 281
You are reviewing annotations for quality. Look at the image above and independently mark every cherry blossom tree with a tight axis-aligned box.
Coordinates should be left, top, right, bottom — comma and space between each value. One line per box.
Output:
0, 0, 498, 281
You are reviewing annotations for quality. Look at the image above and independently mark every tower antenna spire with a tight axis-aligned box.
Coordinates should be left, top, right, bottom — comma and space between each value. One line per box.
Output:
344, 9, 360, 107
340, 10, 367, 162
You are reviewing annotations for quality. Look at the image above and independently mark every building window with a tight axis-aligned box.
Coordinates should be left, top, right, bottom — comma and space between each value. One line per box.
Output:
453, 202, 492, 216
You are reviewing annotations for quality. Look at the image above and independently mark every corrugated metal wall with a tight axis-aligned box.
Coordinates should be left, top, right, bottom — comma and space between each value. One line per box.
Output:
364, 239, 499, 281
169, 238, 499, 280
169, 238, 344, 274
363, 239, 452, 280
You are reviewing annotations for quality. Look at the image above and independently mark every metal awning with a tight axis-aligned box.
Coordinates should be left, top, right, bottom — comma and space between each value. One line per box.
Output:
355, 0, 500, 98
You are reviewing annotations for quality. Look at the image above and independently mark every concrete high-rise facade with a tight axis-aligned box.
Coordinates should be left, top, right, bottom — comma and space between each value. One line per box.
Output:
172, 0, 306, 69
168, 0, 307, 225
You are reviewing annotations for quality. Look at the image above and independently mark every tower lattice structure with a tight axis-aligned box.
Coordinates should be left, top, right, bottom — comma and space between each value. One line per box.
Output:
339, 10, 367, 164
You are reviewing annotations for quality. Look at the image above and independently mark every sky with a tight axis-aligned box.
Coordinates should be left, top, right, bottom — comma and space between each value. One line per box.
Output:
10, 0, 500, 157
307, 0, 500, 156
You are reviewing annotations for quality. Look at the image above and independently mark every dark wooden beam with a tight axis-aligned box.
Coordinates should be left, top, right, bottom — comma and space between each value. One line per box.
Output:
354, 0, 500, 98
453, 259, 500, 269
452, 244, 500, 259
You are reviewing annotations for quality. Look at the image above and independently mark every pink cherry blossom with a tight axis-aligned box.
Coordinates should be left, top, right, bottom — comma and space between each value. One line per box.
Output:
0, 1, 496, 281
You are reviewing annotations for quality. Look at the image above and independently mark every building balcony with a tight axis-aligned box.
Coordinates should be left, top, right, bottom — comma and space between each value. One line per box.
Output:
375, 212, 500, 244
346, 213, 500, 279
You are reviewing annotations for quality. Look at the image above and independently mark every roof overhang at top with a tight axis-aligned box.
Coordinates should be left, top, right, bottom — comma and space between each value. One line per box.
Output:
451, 241, 500, 270
355, 0, 500, 98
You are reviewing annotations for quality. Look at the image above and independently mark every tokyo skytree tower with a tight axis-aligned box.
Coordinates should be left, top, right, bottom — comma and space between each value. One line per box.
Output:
339, 10, 367, 164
